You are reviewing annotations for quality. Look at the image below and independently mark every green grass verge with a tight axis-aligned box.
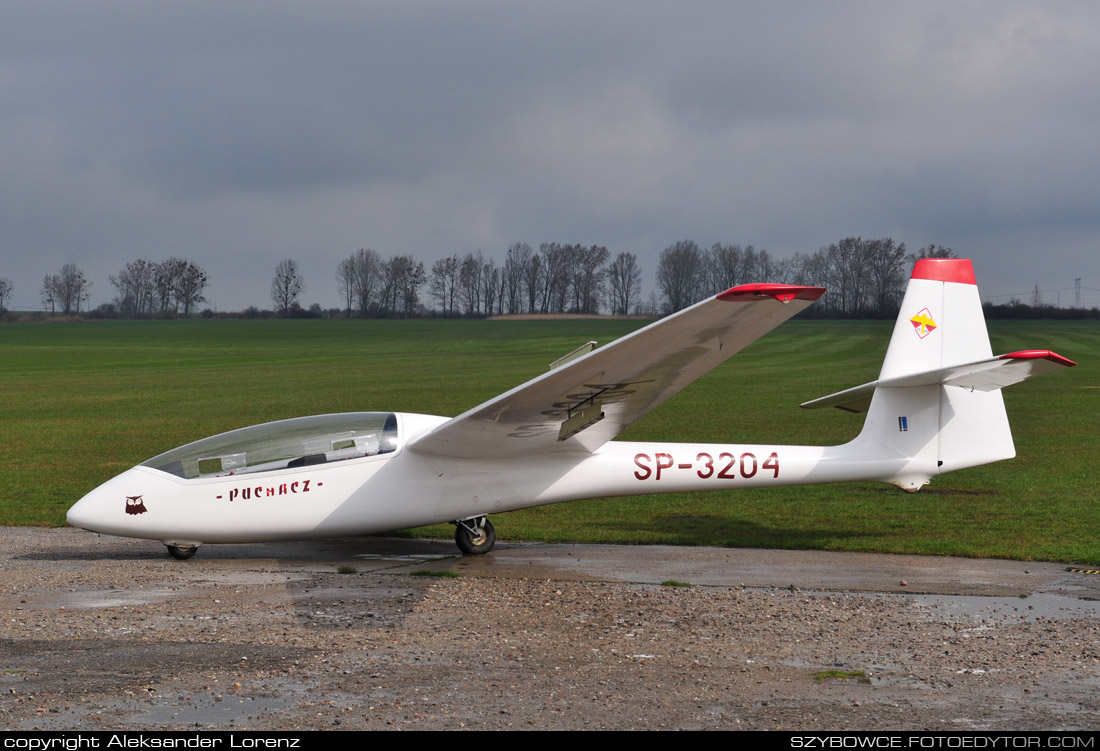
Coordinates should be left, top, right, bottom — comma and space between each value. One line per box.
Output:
410, 569, 462, 578
813, 670, 871, 684
1, 317, 1096, 562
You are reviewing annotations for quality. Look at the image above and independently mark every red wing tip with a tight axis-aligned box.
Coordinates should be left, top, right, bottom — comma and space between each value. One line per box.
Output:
999, 350, 1077, 367
911, 258, 977, 285
717, 283, 826, 303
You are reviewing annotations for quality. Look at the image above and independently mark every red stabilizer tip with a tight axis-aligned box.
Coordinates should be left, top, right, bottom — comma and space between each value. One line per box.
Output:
911, 258, 977, 285
717, 283, 826, 303
1000, 350, 1077, 367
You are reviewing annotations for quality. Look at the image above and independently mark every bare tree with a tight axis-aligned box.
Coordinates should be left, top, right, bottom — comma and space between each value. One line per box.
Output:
0, 277, 14, 312
335, 249, 383, 317
110, 259, 158, 317
912, 244, 957, 261
568, 245, 609, 314
271, 259, 304, 317
336, 256, 356, 317
731, 245, 774, 284
41, 275, 58, 312
770, 255, 797, 284
823, 237, 871, 316
778, 238, 910, 317
108, 258, 207, 317
755, 248, 774, 281
41, 263, 90, 314
815, 237, 908, 316
154, 259, 185, 313
481, 256, 500, 317
458, 251, 484, 316
503, 242, 532, 315
706, 244, 744, 293
605, 251, 642, 315
494, 263, 506, 315
171, 261, 208, 315
656, 240, 705, 313
352, 248, 383, 316
865, 238, 907, 315
429, 255, 460, 316
523, 252, 543, 314
539, 243, 571, 313
400, 257, 426, 318
379, 254, 425, 318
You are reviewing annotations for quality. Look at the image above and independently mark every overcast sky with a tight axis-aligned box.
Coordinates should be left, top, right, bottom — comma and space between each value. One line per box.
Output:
2, 1, 1099, 311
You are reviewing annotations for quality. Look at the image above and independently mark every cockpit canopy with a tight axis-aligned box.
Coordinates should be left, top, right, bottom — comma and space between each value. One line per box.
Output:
142, 412, 399, 479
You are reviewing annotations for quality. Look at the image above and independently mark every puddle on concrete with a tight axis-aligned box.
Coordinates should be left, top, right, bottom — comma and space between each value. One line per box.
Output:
192, 572, 310, 586
57, 571, 309, 610
911, 592, 1100, 622
354, 553, 456, 562
130, 689, 304, 727
19, 689, 306, 730
59, 588, 182, 609
785, 587, 1100, 623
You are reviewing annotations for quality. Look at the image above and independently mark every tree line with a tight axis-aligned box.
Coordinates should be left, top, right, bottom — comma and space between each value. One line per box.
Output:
5, 258, 211, 317
5, 238, 1092, 320
327, 244, 643, 319
329, 238, 963, 319
107, 258, 209, 316
333, 250, 427, 319
654, 238, 953, 317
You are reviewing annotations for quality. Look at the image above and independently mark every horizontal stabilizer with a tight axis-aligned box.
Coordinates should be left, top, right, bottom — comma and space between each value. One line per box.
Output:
801, 350, 1076, 413
799, 382, 876, 413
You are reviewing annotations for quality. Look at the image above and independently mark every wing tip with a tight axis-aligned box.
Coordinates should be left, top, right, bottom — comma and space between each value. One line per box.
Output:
717, 283, 826, 304
999, 350, 1077, 367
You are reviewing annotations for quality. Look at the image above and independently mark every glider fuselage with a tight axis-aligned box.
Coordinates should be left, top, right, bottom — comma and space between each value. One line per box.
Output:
66, 410, 927, 547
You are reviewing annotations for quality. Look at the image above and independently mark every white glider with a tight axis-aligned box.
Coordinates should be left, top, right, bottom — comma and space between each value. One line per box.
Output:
67, 258, 1075, 559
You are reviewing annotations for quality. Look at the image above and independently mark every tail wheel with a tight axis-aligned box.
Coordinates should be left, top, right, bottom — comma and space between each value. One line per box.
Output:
166, 544, 198, 560
454, 517, 496, 555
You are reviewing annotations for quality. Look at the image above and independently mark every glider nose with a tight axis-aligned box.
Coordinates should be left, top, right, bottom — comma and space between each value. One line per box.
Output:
67, 467, 155, 536
66, 483, 113, 533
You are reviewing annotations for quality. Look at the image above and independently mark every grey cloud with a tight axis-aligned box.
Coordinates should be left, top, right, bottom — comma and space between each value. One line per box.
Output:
1, 1, 1098, 309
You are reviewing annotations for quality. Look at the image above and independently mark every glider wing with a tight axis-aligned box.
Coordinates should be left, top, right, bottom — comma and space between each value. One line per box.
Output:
407, 284, 824, 459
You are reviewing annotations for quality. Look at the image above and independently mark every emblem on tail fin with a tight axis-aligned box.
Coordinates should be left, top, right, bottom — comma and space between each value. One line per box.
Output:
909, 308, 937, 339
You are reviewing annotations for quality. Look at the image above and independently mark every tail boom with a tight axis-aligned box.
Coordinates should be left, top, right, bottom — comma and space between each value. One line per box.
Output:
521, 441, 950, 508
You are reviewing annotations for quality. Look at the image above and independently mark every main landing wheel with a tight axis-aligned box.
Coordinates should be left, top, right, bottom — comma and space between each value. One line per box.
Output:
166, 544, 198, 560
454, 517, 496, 555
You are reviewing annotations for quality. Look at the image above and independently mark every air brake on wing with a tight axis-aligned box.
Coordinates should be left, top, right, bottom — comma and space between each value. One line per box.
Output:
558, 400, 605, 441
549, 341, 598, 370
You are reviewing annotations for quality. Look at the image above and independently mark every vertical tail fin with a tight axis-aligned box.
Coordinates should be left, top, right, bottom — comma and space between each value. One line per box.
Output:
801, 259, 1067, 491
879, 259, 988, 379
862, 258, 1014, 489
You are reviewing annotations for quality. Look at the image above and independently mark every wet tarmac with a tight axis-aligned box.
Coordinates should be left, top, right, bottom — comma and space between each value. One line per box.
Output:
4, 528, 1100, 730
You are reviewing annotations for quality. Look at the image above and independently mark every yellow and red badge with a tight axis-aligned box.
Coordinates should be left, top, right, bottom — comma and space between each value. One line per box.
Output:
910, 308, 937, 339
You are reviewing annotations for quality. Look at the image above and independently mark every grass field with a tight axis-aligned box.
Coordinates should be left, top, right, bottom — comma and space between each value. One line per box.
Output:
1, 317, 1096, 562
